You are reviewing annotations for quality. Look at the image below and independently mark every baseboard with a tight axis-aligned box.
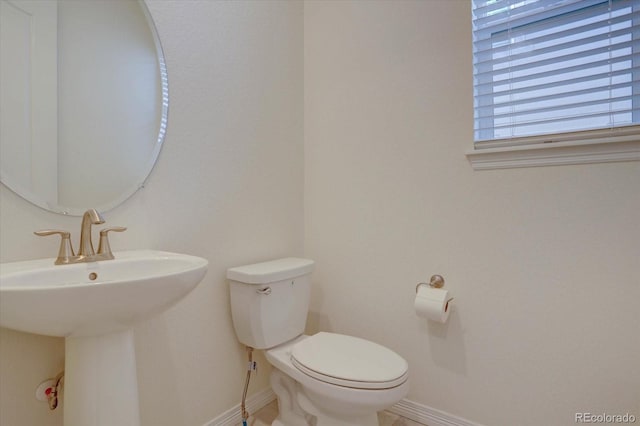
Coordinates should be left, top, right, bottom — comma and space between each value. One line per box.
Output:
203, 388, 482, 426
203, 387, 276, 426
389, 398, 484, 426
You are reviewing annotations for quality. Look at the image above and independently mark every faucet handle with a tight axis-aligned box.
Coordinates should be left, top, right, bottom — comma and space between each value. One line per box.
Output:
97, 227, 127, 259
34, 230, 75, 265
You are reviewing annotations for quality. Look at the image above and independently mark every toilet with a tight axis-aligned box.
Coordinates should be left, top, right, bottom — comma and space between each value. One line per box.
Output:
227, 258, 409, 426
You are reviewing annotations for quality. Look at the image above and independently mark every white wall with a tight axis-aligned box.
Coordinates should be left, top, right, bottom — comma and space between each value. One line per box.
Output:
304, 1, 640, 426
0, 1, 303, 425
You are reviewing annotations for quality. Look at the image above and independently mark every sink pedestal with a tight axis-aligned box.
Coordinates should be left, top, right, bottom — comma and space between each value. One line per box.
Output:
65, 329, 140, 426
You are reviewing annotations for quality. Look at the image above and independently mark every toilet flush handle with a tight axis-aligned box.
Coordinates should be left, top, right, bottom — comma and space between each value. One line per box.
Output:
256, 287, 272, 295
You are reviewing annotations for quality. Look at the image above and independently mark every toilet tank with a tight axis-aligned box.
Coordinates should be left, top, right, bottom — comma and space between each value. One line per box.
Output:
227, 258, 314, 349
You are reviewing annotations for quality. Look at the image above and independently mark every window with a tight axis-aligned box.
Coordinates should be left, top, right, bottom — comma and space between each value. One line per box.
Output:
467, 0, 640, 169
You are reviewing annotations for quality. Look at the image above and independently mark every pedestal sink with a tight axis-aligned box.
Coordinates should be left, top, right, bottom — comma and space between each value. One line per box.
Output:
0, 250, 208, 426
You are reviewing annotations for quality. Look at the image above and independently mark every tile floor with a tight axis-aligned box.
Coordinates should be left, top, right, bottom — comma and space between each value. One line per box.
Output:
239, 400, 426, 426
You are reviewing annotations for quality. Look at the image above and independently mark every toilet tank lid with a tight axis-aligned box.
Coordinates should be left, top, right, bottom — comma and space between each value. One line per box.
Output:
227, 258, 314, 284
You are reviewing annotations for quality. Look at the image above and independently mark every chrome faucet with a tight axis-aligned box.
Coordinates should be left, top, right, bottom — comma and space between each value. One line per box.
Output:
35, 209, 127, 265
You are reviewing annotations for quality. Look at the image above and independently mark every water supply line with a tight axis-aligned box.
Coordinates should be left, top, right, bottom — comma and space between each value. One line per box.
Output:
241, 346, 255, 426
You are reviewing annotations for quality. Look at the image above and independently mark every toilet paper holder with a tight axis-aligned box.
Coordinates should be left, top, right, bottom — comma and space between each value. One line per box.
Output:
415, 274, 445, 292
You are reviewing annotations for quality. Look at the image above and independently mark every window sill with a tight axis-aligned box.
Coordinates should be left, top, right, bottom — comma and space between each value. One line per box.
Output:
465, 138, 640, 170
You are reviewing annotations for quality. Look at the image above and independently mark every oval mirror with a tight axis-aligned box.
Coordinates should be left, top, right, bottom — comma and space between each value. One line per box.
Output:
0, 0, 167, 216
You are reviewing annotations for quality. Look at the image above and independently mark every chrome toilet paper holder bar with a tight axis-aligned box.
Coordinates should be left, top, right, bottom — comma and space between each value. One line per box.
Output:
416, 274, 445, 293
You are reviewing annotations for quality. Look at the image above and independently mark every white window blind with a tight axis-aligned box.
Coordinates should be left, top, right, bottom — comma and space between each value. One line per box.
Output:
472, 0, 640, 146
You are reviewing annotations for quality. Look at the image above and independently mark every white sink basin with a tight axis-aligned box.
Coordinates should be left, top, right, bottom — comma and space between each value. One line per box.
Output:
0, 249, 208, 426
0, 249, 208, 337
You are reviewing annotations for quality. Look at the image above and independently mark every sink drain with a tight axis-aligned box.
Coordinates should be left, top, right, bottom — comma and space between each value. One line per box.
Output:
88, 272, 98, 281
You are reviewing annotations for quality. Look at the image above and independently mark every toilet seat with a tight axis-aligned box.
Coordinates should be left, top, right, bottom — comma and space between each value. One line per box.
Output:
290, 332, 408, 390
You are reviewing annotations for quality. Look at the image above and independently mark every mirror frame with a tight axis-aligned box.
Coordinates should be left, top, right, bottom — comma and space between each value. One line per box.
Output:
0, 0, 168, 216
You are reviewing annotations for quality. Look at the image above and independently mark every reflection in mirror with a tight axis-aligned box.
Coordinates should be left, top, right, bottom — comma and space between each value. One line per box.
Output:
0, 0, 167, 215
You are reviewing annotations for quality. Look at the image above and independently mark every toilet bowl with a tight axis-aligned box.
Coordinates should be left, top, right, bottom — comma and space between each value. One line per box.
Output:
266, 334, 409, 426
227, 258, 409, 426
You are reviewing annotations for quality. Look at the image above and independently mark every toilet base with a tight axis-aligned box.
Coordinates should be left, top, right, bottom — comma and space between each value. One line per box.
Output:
298, 391, 378, 426
269, 369, 382, 426
270, 370, 312, 426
